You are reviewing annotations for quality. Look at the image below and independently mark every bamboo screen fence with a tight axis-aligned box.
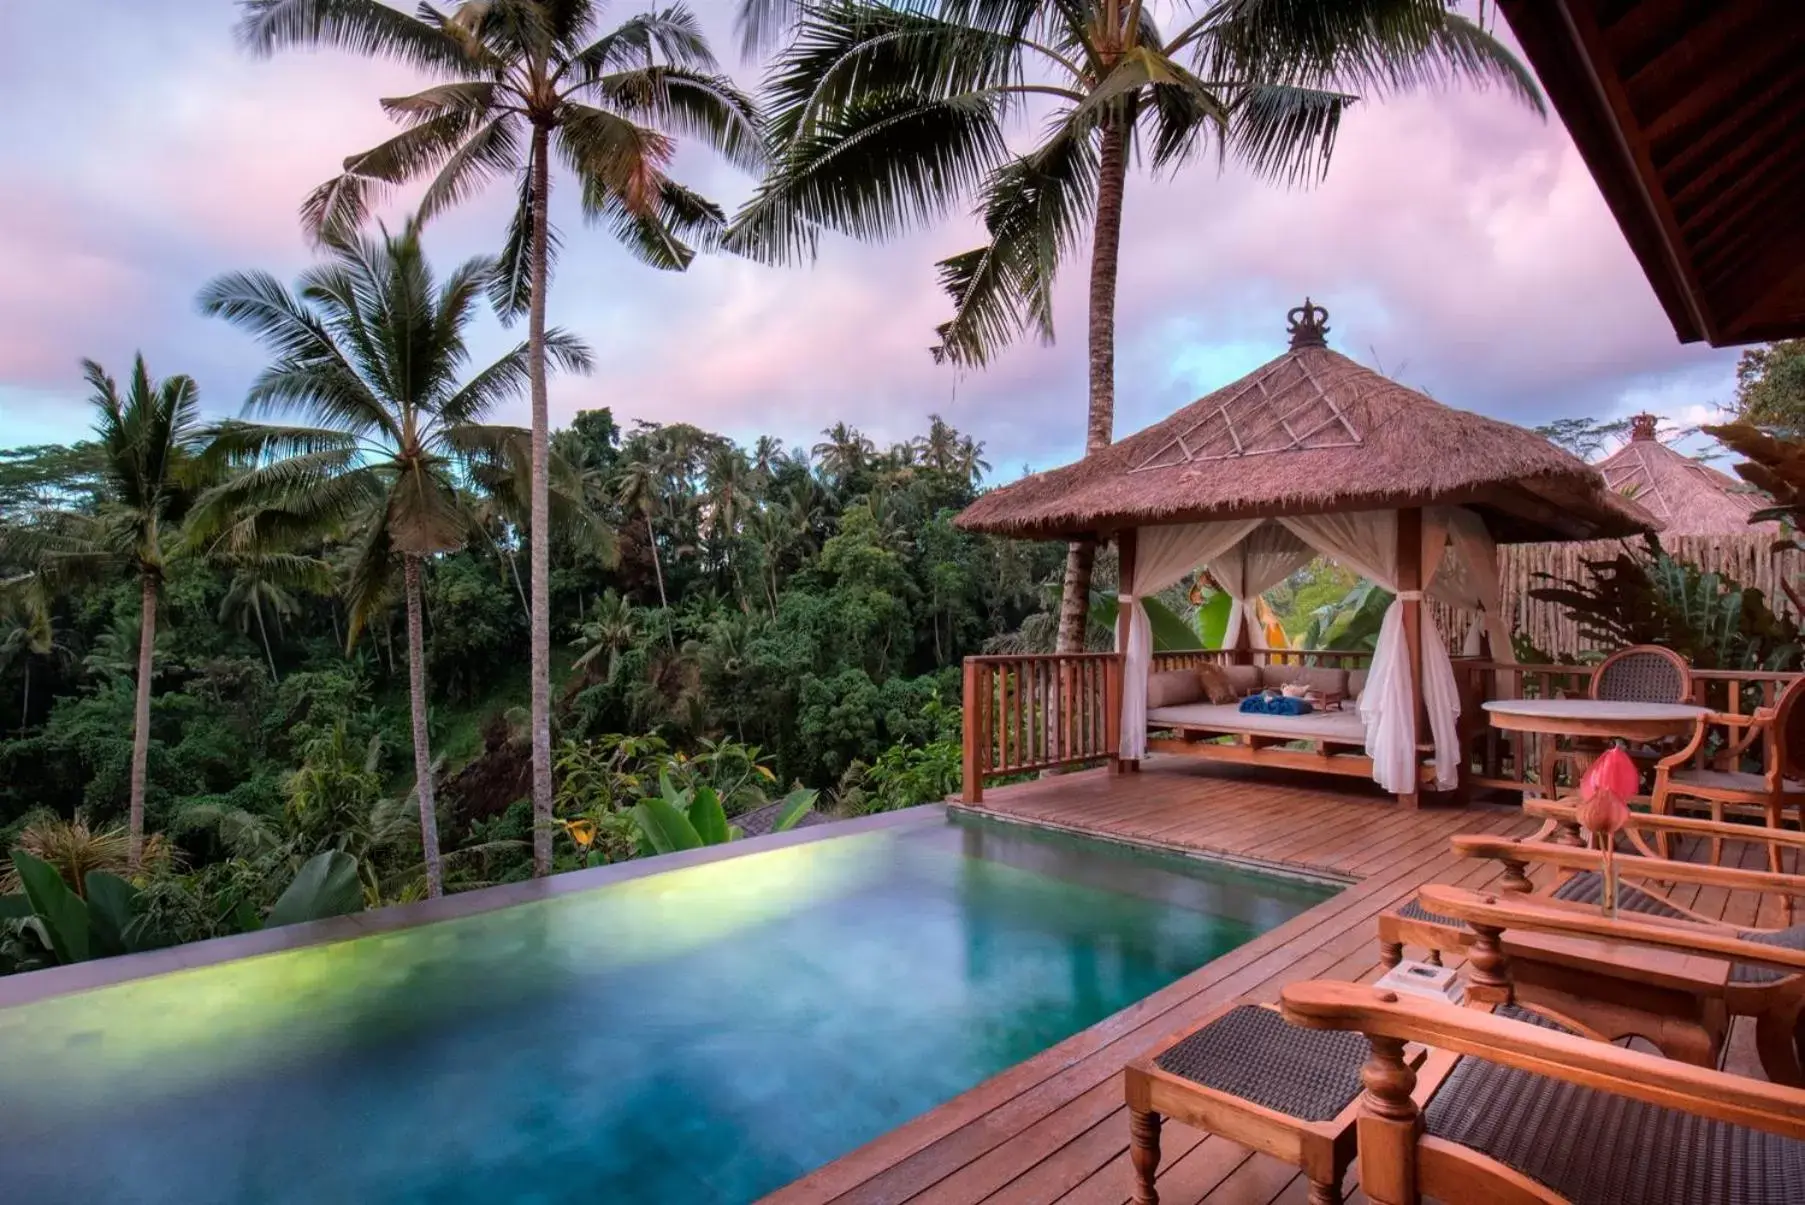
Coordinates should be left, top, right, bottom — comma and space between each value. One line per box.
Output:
1429, 533, 1805, 660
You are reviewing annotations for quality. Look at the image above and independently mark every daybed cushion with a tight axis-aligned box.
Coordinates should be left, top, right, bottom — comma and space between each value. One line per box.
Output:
1147, 701, 1366, 744
1260, 665, 1349, 697
1147, 669, 1205, 708
1223, 665, 1263, 696
1347, 668, 1368, 700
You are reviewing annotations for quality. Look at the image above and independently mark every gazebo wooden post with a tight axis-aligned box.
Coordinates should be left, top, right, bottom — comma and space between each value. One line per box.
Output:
1397, 507, 1425, 809
1114, 527, 1138, 775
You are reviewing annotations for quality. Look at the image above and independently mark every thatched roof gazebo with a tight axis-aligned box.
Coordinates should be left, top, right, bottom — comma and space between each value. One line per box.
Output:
958, 301, 1658, 805
1599, 414, 1775, 536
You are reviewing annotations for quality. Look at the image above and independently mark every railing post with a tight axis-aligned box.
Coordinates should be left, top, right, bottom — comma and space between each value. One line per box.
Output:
1105, 653, 1124, 771
961, 658, 983, 803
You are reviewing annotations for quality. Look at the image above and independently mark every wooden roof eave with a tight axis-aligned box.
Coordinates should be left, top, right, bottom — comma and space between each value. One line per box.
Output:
962, 479, 1655, 547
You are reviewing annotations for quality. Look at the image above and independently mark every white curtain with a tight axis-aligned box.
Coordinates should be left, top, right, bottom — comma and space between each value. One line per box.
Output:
1440, 507, 1515, 666
1209, 524, 1314, 650
1118, 518, 1264, 759
1278, 510, 1463, 793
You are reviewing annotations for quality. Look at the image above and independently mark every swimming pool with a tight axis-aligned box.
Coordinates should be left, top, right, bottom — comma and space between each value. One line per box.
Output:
0, 808, 1336, 1204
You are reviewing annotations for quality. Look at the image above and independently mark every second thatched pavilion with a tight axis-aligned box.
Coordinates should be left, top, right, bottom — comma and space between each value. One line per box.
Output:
955, 302, 1656, 806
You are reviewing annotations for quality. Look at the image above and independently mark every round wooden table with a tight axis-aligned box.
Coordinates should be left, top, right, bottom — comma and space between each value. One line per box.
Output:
1481, 698, 1708, 745
1482, 697, 1708, 818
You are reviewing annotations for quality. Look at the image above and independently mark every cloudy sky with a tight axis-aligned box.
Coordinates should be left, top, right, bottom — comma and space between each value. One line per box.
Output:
0, 1, 1741, 475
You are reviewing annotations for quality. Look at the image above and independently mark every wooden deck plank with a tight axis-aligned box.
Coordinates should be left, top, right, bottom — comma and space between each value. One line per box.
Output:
762, 762, 1784, 1205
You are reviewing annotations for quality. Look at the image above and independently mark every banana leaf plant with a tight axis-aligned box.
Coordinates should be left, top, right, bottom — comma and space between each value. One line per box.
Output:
630, 774, 817, 856
1, 848, 366, 970
1298, 581, 1393, 652
1089, 591, 1233, 651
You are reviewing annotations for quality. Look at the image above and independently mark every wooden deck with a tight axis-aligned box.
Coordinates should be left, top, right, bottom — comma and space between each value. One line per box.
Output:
764, 759, 1783, 1205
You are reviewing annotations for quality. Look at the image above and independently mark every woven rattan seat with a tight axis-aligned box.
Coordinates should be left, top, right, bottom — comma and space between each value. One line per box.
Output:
1152, 1004, 1368, 1123
1426, 1007, 1805, 1204
1394, 896, 1459, 925
1548, 870, 1691, 919
1731, 923, 1805, 986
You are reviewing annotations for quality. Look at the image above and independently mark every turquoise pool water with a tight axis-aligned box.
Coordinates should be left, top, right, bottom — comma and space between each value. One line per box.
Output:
0, 811, 1334, 1204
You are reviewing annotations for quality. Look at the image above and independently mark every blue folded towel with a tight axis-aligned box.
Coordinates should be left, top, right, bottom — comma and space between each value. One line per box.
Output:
1238, 693, 1315, 716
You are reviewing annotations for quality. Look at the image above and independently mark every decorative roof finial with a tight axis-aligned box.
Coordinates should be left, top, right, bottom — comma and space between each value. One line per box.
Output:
1629, 413, 1659, 442
1287, 298, 1330, 349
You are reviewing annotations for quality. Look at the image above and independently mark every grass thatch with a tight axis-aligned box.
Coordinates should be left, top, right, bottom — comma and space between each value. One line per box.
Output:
957, 345, 1657, 544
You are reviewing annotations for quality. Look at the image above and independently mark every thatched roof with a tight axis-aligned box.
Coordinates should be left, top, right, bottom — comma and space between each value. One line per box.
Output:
957, 303, 1658, 545
1597, 415, 1774, 537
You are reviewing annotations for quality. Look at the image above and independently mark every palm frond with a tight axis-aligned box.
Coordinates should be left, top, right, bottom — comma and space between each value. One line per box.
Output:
556, 102, 676, 216
592, 66, 765, 173
569, 6, 717, 76
417, 114, 524, 224
490, 165, 558, 322
583, 176, 725, 270
301, 112, 475, 240
931, 124, 1098, 366
1227, 82, 1352, 185
236, 0, 479, 75
1194, 0, 1543, 115
726, 91, 1005, 265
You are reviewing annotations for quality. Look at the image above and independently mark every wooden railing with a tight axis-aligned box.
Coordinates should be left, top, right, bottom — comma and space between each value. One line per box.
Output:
961, 654, 1121, 801
1454, 661, 1805, 794
962, 649, 1805, 803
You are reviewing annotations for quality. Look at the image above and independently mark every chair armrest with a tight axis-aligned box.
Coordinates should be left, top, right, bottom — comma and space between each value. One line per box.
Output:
1449, 832, 1805, 898
1279, 980, 1805, 1140
1522, 799, 1805, 850
1418, 883, 1805, 975
1654, 707, 1773, 770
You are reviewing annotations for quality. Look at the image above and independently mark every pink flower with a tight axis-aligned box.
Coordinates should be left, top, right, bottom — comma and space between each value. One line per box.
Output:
1577, 745, 1637, 838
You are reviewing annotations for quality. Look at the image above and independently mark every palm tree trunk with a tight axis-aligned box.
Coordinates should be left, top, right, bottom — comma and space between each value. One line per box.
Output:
528, 123, 556, 879
253, 601, 279, 683
128, 572, 157, 867
404, 555, 444, 898
1056, 116, 1131, 653
646, 511, 675, 651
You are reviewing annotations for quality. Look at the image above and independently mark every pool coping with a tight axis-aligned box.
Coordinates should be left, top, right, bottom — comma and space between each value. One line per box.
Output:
946, 801, 1356, 890
0, 804, 943, 1011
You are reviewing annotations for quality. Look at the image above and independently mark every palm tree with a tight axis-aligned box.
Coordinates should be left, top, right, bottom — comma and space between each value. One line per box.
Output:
218, 567, 306, 682
238, 0, 764, 879
811, 422, 874, 483
1, 357, 207, 865
0, 575, 60, 730
191, 221, 590, 897
616, 453, 671, 616
731, 0, 1539, 650
572, 589, 641, 683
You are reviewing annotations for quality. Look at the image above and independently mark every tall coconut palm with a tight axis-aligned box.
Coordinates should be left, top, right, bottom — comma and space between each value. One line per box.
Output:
0, 358, 208, 864
616, 453, 671, 617
730, 0, 1540, 650
191, 221, 591, 897
237, 0, 764, 877
0, 574, 61, 730
811, 422, 874, 483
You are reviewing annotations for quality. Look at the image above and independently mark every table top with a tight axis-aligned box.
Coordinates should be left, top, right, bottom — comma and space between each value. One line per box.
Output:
1482, 699, 1708, 722
1481, 696, 1708, 741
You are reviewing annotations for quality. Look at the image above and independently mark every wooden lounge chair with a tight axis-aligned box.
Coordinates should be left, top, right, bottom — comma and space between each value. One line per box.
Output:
1278, 979, 1805, 1205
1124, 998, 1420, 1205
1652, 675, 1805, 872
1540, 643, 1693, 797
1376, 817, 1805, 1084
